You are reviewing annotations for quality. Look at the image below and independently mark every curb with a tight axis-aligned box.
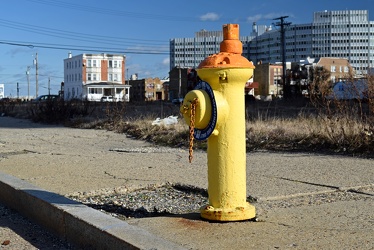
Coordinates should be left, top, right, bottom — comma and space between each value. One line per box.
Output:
0, 172, 186, 250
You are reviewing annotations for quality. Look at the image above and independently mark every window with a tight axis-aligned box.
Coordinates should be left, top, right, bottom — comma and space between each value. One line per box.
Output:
113, 61, 118, 68
331, 65, 336, 72
92, 60, 97, 67
344, 66, 349, 72
109, 60, 113, 68
89, 88, 102, 94
108, 74, 113, 81
93, 74, 97, 81
87, 60, 92, 67
113, 74, 118, 81
87, 73, 92, 81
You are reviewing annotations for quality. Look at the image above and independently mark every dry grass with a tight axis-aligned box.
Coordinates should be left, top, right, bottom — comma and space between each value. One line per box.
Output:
246, 115, 373, 156
2, 92, 373, 158
91, 102, 372, 158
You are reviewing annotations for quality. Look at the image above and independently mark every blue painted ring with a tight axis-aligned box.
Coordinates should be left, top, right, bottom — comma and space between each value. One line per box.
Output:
193, 81, 217, 140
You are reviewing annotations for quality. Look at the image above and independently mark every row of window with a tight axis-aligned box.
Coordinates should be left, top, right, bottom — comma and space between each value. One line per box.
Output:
330, 66, 349, 73
87, 73, 121, 82
65, 73, 122, 82
174, 54, 209, 58
66, 59, 122, 69
66, 74, 82, 82
174, 41, 220, 46
174, 47, 219, 52
331, 24, 373, 28
86, 59, 122, 68
314, 23, 371, 29
331, 32, 374, 37
66, 60, 81, 69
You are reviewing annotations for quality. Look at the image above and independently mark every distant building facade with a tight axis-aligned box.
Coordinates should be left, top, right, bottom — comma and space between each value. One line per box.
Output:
0, 84, 4, 99
63, 53, 130, 101
253, 63, 283, 97
170, 10, 374, 75
129, 77, 169, 102
170, 29, 262, 70
253, 10, 374, 75
167, 67, 200, 101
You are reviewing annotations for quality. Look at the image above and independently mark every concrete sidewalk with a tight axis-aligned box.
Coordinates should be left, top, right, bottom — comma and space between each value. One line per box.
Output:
0, 116, 373, 249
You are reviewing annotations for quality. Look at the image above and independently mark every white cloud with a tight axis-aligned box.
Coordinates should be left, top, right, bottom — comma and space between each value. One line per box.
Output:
246, 14, 262, 23
247, 13, 294, 23
162, 57, 169, 65
200, 12, 220, 21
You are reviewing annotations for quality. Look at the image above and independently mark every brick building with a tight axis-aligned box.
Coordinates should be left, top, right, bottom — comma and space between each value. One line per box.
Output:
253, 63, 284, 97
129, 77, 168, 102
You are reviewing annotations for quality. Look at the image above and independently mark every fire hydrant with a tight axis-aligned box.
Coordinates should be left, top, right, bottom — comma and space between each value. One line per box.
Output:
180, 24, 256, 221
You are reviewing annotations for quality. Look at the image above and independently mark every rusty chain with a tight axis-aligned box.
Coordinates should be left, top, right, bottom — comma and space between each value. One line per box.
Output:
189, 98, 198, 163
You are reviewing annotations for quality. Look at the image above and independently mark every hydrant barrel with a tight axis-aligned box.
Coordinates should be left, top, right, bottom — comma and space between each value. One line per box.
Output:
196, 24, 256, 221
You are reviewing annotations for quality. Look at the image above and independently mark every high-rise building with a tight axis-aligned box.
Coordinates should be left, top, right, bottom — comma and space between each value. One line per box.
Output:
170, 10, 373, 75
170, 29, 261, 70
312, 10, 373, 75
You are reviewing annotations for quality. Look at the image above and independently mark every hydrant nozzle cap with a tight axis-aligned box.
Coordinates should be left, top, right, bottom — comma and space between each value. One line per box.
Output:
197, 24, 255, 69
220, 24, 242, 54
223, 24, 239, 40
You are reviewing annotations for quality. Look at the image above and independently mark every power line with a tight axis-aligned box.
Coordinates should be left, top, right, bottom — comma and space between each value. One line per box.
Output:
26, 0, 220, 22
0, 40, 169, 55
0, 18, 168, 47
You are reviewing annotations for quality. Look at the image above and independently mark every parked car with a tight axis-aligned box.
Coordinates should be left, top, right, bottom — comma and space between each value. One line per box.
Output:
31, 95, 60, 103
100, 96, 117, 102
0, 97, 11, 103
172, 98, 183, 105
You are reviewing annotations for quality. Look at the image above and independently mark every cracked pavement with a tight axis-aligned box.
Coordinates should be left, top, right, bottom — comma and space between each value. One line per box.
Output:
0, 116, 373, 249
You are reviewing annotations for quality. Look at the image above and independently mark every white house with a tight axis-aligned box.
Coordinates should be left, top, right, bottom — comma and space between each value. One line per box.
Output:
63, 53, 131, 101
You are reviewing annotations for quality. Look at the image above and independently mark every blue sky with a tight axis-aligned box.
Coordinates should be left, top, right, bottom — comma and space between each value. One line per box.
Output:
1, 0, 373, 97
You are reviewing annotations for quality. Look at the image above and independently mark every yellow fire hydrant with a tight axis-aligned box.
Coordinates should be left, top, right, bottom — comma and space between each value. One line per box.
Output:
180, 24, 256, 221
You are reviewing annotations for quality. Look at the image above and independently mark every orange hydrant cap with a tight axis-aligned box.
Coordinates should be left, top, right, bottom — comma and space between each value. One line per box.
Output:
198, 24, 255, 69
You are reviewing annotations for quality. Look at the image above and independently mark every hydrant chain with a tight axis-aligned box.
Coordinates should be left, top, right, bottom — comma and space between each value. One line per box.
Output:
189, 98, 198, 163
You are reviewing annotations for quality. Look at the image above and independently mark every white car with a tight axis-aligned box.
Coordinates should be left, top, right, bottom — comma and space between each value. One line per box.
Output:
100, 96, 117, 102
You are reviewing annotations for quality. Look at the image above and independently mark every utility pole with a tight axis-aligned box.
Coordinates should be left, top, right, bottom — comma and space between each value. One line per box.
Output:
274, 16, 291, 98
26, 66, 30, 100
16, 82, 19, 99
178, 66, 181, 99
34, 53, 39, 98
48, 77, 51, 95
